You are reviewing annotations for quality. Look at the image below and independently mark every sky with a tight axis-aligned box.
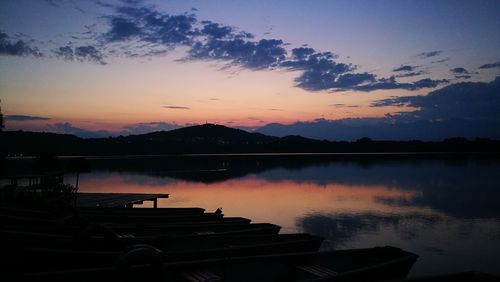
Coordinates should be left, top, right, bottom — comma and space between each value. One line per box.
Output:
1, 0, 499, 140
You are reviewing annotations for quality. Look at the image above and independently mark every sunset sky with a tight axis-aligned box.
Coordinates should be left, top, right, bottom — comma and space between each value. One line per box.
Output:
1, 0, 499, 139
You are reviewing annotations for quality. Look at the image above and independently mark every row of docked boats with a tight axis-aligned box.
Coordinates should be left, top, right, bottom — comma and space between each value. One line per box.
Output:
0, 204, 420, 281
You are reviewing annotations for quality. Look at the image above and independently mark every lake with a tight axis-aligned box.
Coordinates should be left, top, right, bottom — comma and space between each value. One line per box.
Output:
64, 154, 500, 277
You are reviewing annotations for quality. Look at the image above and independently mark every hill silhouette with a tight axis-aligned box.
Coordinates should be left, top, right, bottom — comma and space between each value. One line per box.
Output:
1, 123, 499, 156
133, 124, 277, 144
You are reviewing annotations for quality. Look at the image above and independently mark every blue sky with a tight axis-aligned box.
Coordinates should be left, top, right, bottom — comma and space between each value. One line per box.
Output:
1, 0, 499, 140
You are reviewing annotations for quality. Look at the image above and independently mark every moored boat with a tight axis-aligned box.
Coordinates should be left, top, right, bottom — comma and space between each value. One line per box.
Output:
1, 221, 281, 237
1, 246, 418, 282
387, 271, 499, 282
0, 229, 319, 252
0, 233, 324, 273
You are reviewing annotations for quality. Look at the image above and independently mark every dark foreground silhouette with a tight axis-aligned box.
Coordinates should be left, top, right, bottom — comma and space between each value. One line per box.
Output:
1, 123, 500, 156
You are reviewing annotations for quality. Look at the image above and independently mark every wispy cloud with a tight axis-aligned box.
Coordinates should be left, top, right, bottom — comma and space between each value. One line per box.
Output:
393, 65, 418, 72
53, 45, 106, 65
431, 58, 450, 64
354, 77, 449, 92
5, 115, 50, 121
479, 61, 500, 69
163, 105, 190, 110
450, 67, 471, 75
449, 67, 475, 79
417, 50, 443, 59
392, 64, 426, 78
395, 71, 426, 78
329, 104, 359, 108
0, 31, 42, 57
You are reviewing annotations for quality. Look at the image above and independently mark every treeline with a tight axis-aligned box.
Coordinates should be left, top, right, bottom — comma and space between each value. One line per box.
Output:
1, 124, 500, 156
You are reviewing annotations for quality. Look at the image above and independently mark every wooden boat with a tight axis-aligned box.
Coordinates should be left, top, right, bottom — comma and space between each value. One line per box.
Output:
0, 208, 225, 224
1, 246, 418, 282
1, 221, 281, 237
0, 205, 208, 217
0, 233, 324, 273
80, 207, 207, 215
0, 229, 317, 251
0, 214, 252, 228
0, 205, 207, 216
389, 271, 499, 281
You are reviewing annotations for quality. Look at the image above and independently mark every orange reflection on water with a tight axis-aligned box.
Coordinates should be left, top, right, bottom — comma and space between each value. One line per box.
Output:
78, 174, 420, 231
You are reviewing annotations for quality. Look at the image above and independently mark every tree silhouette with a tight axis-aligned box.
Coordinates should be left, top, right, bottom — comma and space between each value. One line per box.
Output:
0, 99, 4, 132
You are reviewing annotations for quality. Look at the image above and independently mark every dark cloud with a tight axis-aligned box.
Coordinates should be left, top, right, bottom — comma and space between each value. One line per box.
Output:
329, 104, 359, 108
479, 61, 500, 69
104, 5, 198, 48
395, 71, 426, 78
0, 31, 42, 57
5, 2, 455, 93
431, 57, 450, 64
370, 97, 409, 108
257, 117, 500, 141
44, 120, 188, 137
373, 77, 500, 121
188, 38, 286, 70
417, 50, 443, 59
43, 0, 86, 13
290, 47, 315, 60
449, 67, 476, 79
121, 121, 181, 135
393, 65, 417, 72
43, 0, 66, 7
200, 21, 233, 39
163, 106, 190, 110
353, 76, 449, 92
50, 122, 112, 138
105, 17, 143, 41
75, 46, 106, 64
333, 72, 376, 88
393, 65, 426, 78
53, 46, 74, 60
280, 50, 356, 91
279, 47, 446, 92
5, 115, 50, 121
450, 67, 471, 74
53, 45, 106, 65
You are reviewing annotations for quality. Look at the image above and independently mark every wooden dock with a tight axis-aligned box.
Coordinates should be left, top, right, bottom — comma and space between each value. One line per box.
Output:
75, 193, 169, 208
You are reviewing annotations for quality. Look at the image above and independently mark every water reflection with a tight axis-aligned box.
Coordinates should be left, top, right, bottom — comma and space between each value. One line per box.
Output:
68, 155, 500, 276
296, 212, 442, 249
296, 212, 500, 276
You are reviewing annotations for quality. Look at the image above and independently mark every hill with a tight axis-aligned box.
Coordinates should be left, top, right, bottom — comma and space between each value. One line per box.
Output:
133, 124, 277, 144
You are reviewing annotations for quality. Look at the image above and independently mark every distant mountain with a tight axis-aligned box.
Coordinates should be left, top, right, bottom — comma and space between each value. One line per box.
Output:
257, 118, 500, 141
1, 123, 499, 156
133, 124, 277, 144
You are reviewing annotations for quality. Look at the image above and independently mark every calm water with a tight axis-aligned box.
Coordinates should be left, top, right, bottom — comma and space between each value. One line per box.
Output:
65, 155, 500, 277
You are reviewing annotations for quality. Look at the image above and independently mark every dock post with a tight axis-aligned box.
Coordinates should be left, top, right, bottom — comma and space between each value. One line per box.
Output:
153, 198, 157, 209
